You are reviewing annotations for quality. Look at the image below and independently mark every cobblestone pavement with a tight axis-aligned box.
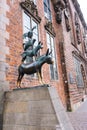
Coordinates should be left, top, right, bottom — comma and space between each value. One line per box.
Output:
68, 100, 87, 130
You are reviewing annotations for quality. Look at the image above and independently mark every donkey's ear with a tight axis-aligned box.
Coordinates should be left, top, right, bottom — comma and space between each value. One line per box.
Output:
49, 50, 52, 55
32, 26, 36, 31
41, 42, 43, 45
38, 41, 41, 44
46, 49, 49, 56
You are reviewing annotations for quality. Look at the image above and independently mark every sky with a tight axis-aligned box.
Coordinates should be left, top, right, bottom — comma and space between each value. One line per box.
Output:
77, 0, 87, 24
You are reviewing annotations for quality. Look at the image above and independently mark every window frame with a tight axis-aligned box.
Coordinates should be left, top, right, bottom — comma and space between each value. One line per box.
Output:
46, 32, 58, 80
23, 11, 39, 49
23, 11, 39, 77
43, 0, 52, 21
74, 56, 84, 87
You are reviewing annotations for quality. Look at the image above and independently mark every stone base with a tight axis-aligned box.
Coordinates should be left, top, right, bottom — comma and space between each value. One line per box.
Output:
2, 85, 74, 130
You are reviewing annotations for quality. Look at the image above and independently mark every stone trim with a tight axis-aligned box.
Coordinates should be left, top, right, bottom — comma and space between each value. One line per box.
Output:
0, 0, 10, 91
44, 20, 56, 37
20, 0, 41, 23
59, 42, 72, 111
48, 87, 74, 130
72, 0, 87, 28
72, 50, 87, 64
0, 0, 10, 128
52, 0, 65, 24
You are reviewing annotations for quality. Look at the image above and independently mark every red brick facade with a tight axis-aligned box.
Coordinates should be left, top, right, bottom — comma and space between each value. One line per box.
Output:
0, 0, 87, 110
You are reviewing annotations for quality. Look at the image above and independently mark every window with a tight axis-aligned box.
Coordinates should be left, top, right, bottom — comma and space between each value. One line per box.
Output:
46, 33, 58, 80
74, 57, 84, 87
23, 12, 38, 46
43, 0, 52, 21
23, 12, 39, 77
23, 12, 39, 63
33, 0, 37, 5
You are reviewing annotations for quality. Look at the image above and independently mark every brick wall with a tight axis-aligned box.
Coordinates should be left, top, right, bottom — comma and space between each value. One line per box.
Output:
62, 0, 87, 110
3, 0, 87, 110
6, 0, 67, 108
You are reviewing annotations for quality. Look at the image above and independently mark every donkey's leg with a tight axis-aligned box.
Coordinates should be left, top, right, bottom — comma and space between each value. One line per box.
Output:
38, 70, 45, 85
17, 74, 21, 87
37, 71, 42, 84
18, 74, 24, 87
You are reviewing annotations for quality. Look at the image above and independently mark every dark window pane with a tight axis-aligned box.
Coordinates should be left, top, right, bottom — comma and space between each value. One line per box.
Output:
43, 0, 51, 20
44, 4, 47, 13
48, 9, 51, 20
47, 0, 50, 10
74, 57, 84, 87
50, 65, 54, 79
44, 0, 47, 4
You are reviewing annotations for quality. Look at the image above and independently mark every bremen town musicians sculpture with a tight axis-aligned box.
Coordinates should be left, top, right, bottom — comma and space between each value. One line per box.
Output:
17, 26, 54, 87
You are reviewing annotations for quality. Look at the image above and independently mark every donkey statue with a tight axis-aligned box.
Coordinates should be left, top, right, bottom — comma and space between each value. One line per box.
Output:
21, 42, 43, 62
17, 49, 53, 87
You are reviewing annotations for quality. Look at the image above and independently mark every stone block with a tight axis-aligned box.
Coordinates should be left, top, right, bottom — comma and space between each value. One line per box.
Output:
3, 86, 74, 130
51, 98, 65, 112
48, 87, 59, 99
0, 3, 9, 12
5, 87, 50, 102
0, 81, 9, 91
3, 125, 56, 130
3, 113, 28, 125
0, 54, 5, 62
0, 37, 6, 46
3, 125, 25, 130
0, 62, 6, 71
0, 71, 6, 81
0, 29, 9, 39
3, 113, 58, 127
4, 102, 28, 113
0, 45, 9, 55
28, 100, 55, 114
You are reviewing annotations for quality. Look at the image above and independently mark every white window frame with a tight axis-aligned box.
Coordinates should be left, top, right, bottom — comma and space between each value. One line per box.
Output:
46, 33, 58, 80
43, 0, 52, 21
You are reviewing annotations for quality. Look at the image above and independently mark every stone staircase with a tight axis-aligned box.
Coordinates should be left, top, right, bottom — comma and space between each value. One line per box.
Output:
2, 85, 74, 130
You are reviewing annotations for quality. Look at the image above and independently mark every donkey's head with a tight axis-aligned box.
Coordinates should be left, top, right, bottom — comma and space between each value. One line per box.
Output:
38, 41, 43, 49
45, 49, 54, 64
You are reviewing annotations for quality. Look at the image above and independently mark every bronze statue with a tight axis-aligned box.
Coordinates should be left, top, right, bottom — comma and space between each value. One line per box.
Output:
21, 41, 43, 62
23, 26, 36, 39
17, 25, 53, 87
23, 26, 36, 50
17, 49, 53, 87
